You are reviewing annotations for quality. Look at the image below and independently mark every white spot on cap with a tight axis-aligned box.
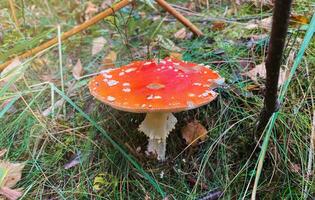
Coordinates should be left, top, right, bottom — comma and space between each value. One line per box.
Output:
173, 63, 180, 66
147, 95, 162, 100
201, 92, 208, 97
119, 72, 125, 76
174, 69, 179, 72
107, 96, 115, 102
187, 101, 196, 109
107, 80, 119, 86
208, 90, 217, 96
193, 83, 202, 86
123, 82, 130, 86
168, 66, 173, 69
144, 61, 152, 65
141, 104, 146, 108
100, 68, 114, 74
154, 95, 162, 99
188, 93, 195, 97
147, 94, 154, 100
160, 60, 166, 64
103, 73, 112, 79
125, 68, 136, 73
122, 88, 131, 92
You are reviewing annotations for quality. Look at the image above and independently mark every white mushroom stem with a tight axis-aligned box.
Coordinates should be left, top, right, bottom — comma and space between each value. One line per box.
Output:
138, 112, 177, 161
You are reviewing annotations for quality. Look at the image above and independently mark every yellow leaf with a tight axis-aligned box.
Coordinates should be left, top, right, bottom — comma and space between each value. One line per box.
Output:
181, 120, 208, 147
290, 14, 309, 26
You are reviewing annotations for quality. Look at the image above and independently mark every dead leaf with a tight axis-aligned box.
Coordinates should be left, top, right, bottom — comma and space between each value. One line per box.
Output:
245, 16, 272, 31
181, 120, 207, 146
242, 62, 289, 86
289, 163, 301, 173
0, 187, 23, 200
41, 99, 64, 117
101, 51, 117, 69
144, 193, 151, 200
174, 28, 186, 39
72, 59, 84, 80
101, 0, 114, 9
92, 37, 107, 56
211, 21, 226, 31
85, 2, 98, 20
169, 52, 182, 60
64, 151, 82, 169
187, 176, 208, 190
290, 14, 309, 26
0, 58, 23, 83
0, 161, 25, 200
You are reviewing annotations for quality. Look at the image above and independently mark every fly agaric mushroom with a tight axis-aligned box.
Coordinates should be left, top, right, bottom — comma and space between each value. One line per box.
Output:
89, 57, 224, 160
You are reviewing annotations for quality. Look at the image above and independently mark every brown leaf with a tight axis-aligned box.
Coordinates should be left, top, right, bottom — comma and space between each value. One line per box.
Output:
211, 21, 226, 31
242, 62, 289, 86
289, 163, 301, 173
64, 151, 82, 169
174, 28, 186, 39
181, 120, 207, 146
101, 51, 117, 69
245, 16, 272, 31
92, 37, 107, 56
72, 59, 84, 80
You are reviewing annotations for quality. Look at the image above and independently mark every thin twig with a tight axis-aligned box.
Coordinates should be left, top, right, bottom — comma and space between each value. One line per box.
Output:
0, 0, 133, 72
156, 0, 203, 36
8, 0, 20, 30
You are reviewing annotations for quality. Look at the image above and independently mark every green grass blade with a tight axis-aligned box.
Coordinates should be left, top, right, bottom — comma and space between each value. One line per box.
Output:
251, 13, 315, 199
49, 83, 165, 197
0, 95, 20, 118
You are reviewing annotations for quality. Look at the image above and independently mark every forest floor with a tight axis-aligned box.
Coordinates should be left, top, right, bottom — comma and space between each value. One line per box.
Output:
0, 0, 314, 199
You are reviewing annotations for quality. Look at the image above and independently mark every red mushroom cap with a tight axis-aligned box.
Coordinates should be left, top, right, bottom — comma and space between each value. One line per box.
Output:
89, 58, 224, 113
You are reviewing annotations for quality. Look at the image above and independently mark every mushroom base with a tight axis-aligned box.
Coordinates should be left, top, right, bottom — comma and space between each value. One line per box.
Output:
138, 112, 177, 161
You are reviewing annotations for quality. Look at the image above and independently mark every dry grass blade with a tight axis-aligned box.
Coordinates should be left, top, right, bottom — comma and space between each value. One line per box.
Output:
8, 0, 19, 30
